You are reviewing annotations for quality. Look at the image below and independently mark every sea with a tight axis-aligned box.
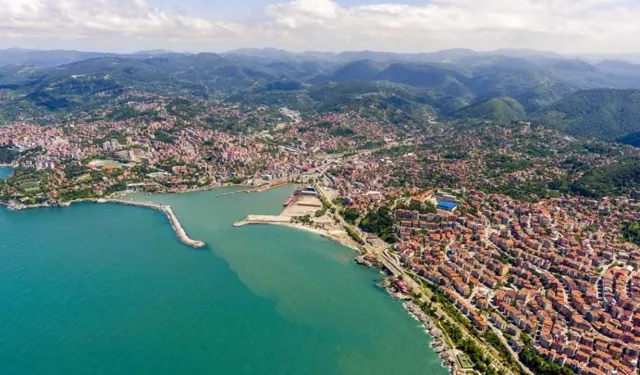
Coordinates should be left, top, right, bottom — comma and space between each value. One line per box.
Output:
0, 166, 13, 180
0, 185, 447, 375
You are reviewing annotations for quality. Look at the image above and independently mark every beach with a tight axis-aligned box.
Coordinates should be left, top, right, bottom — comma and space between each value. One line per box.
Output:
234, 215, 362, 252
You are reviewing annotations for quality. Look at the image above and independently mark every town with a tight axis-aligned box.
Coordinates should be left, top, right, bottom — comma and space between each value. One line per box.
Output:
0, 98, 639, 375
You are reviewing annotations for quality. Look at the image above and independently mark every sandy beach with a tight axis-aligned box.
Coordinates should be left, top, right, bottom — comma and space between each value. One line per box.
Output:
234, 215, 361, 252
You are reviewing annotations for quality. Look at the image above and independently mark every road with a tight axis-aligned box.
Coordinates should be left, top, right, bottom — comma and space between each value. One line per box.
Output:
317, 181, 542, 375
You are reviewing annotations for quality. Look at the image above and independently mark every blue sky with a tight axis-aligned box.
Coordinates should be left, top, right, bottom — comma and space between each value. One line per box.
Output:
149, 0, 428, 20
1, 0, 639, 54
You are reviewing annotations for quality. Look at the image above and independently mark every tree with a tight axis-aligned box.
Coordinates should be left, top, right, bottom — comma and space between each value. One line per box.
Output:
359, 206, 397, 243
341, 208, 360, 224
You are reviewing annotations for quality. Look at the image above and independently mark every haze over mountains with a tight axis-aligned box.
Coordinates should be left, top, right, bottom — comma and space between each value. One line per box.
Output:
1, 47, 640, 146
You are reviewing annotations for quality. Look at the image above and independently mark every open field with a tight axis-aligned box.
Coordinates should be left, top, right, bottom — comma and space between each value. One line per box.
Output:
88, 160, 123, 169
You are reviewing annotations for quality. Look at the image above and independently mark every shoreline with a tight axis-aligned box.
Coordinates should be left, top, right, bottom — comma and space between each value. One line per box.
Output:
234, 208, 460, 374
234, 217, 362, 253
402, 301, 459, 374
3, 198, 205, 249
0, 182, 293, 247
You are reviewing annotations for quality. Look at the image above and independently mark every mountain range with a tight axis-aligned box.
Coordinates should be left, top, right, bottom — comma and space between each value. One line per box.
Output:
2, 48, 640, 145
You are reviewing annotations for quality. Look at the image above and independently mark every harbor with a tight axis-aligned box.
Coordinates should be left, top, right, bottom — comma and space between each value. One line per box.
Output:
233, 185, 360, 251
4, 198, 206, 249
96, 199, 206, 249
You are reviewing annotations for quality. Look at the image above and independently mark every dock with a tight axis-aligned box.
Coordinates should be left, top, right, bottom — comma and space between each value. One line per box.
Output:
214, 189, 252, 197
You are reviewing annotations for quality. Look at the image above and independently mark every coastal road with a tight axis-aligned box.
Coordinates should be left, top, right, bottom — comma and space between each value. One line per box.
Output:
316, 182, 526, 375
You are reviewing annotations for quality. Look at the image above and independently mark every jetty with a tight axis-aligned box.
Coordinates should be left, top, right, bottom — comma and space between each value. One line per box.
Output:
233, 214, 291, 227
214, 189, 252, 197
103, 199, 206, 248
5, 198, 206, 248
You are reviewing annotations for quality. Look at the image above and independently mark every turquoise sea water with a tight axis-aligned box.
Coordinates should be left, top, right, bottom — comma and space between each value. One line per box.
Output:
0, 166, 13, 180
0, 186, 447, 375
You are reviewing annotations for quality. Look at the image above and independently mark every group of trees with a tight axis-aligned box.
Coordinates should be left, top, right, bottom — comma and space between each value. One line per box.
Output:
359, 206, 397, 243
58, 188, 97, 201
621, 221, 640, 246
397, 199, 437, 214
439, 321, 501, 375
550, 161, 640, 198
0, 147, 19, 164
341, 208, 360, 224
519, 347, 575, 375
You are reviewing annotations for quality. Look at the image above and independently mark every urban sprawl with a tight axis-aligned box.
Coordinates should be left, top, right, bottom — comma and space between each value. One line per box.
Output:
1, 99, 639, 375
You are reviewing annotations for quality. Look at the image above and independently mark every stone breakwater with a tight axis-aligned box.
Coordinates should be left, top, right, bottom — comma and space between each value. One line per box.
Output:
107, 200, 206, 249
4, 199, 206, 248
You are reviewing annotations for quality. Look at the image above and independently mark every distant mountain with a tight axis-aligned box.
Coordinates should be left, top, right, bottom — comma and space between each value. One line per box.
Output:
314, 60, 384, 82
5, 48, 640, 141
534, 89, 640, 143
617, 132, 640, 147
0, 48, 116, 67
453, 97, 526, 123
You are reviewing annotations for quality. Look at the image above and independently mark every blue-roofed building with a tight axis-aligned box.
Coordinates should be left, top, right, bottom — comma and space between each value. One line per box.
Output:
437, 201, 458, 212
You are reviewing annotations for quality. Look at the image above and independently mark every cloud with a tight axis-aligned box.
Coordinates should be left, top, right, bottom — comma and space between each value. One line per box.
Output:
0, 0, 245, 42
1, 0, 640, 53
261, 0, 640, 53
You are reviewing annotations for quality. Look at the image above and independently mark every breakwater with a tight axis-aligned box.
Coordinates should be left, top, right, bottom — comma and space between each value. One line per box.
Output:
233, 214, 291, 227
106, 200, 206, 248
5, 198, 206, 248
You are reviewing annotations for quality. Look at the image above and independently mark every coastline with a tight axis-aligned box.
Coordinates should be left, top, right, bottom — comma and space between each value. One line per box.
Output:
235, 216, 459, 373
0, 181, 291, 247
402, 301, 458, 374
3, 198, 205, 248
234, 217, 362, 252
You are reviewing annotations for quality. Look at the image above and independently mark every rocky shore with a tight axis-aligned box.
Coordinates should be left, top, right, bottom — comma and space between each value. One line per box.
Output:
373, 277, 459, 374
403, 301, 459, 374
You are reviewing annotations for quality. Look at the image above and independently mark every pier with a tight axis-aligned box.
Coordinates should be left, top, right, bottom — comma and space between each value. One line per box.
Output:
233, 214, 291, 227
214, 189, 252, 197
5, 198, 207, 249
103, 199, 206, 248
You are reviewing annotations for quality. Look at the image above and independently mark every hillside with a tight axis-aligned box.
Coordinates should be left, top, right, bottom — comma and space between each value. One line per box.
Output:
534, 89, 640, 143
453, 97, 526, 123
5, 50, 640, 135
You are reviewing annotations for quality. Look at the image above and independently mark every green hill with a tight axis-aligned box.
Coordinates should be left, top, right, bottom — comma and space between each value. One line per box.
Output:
453, 97, 526, 123
534, 89, 640, 142
7, 50, 640, 133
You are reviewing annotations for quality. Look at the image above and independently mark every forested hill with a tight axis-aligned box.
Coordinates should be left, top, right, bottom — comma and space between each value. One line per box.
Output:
3, 48, 640, 145
453, 97, 526, 123
532, 89, 640, 143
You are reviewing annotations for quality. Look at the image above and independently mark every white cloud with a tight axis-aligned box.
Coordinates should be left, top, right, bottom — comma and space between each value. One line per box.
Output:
1, 0, 640, 53
0, 0, 245, 43
260, 0, 640, 53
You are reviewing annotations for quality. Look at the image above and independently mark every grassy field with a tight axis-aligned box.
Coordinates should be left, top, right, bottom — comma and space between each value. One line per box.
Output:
76, 173, 92, 182
88, 160, 122, 169
101, 162, 122, 169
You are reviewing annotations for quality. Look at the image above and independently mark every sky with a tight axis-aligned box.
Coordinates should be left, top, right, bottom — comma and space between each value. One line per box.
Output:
1, 0, 639, 54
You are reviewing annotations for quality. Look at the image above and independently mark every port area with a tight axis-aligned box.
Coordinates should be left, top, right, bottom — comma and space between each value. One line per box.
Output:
233, 187, 359, 250
233, 192, 326, 226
